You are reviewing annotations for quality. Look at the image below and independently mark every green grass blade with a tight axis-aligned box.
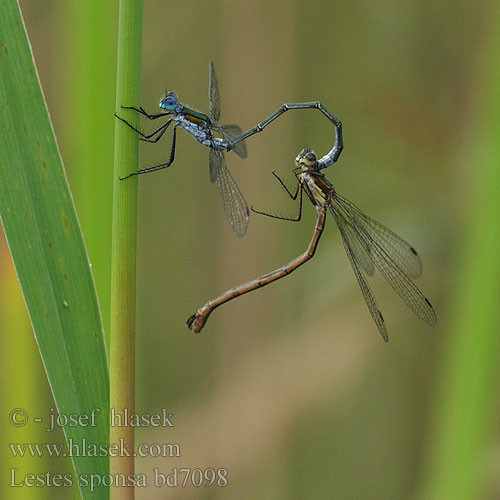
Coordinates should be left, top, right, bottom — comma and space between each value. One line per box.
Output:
0, 2, 109, 499
62, 0, 116, 343
417, 12, 500, 500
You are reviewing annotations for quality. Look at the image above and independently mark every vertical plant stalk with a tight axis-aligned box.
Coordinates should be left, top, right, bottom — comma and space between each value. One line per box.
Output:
418, 8, 500, 500
110, 0, 143, 498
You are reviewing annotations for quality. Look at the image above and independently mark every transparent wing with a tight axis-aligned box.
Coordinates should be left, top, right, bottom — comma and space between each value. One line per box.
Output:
348, 230, 375, 276
208, 61, 220, 122
336, 194, 422, 278
220, 124, 247, 159
333, 196, 437, 326
209, 147, 220, 183
208, 63, 247, 159
330, 207, 387, 341
212, 149, 249, 237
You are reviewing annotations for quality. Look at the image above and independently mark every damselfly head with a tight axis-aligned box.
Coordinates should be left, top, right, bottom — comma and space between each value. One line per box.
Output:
295, 148, 318, 169
159, 91, 179, 112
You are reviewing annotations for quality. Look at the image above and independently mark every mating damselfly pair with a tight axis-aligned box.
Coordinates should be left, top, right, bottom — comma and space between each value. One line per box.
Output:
116, 63, 436, 340
115, 62, 343, 237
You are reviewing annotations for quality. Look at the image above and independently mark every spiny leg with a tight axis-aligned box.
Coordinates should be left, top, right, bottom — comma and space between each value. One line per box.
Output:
251, 186, 303, 222
272, 171, 301, 200
228, 102, 343, 164
251, 174, 303, 221
114, 113, 172, 142
120, 127, 177, 180
120, 105, 170, 120
186, 206, 326, 333
138, 120, 172, 143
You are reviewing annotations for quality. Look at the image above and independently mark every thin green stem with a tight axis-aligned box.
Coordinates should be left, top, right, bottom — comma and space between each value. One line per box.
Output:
417, 7, 500, 500
110, 0, 143, 498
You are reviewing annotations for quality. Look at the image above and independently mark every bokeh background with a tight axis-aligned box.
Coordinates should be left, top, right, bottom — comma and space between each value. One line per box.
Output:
2, 1, 499, 499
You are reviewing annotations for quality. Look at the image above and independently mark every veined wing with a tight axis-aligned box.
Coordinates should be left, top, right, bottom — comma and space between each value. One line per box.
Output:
335, 194, 422, 279
333, 195, 437, 326
330, 207, 387, 341
220, 124, 247, 159
211, 149, 249, 237
348, 229, 375, 276
209, 147, 220, 183
208, 61, 220, 123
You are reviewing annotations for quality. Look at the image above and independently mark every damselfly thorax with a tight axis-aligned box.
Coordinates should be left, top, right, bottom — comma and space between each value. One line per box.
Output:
299, 170, 336, 208
296, 151, 336, 207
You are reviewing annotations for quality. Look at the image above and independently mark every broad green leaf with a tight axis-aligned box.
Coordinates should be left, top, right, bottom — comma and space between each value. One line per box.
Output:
0, 2, 109, 499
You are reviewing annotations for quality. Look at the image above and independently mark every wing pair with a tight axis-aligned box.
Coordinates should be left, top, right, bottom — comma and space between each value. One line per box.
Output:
208, 61, 249, 237
329, 194, 436, 341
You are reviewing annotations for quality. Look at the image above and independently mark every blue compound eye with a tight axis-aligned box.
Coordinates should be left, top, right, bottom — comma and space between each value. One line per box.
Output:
160, 92, 178, 111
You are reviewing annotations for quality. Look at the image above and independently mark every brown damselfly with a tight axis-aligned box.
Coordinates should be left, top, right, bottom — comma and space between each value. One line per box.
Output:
187, 148, 437, 341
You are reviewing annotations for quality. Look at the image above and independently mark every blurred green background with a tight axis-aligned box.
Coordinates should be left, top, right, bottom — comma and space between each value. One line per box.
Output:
2, 1, 499, 499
